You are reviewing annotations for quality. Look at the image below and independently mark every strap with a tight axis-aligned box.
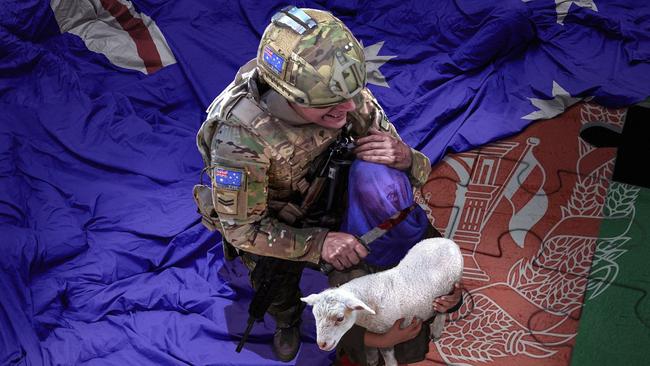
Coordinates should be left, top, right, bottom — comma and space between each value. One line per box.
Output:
271, 6, 317, 35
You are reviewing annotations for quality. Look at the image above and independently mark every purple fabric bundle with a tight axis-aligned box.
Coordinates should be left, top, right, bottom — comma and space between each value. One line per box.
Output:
342, 161, 429, 267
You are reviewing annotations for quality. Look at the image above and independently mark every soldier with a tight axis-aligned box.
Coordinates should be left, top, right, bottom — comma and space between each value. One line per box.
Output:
193, 6, 462, 364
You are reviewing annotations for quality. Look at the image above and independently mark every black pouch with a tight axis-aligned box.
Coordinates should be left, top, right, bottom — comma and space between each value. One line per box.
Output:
192, 184, 220, 231
222, 239, 240, 261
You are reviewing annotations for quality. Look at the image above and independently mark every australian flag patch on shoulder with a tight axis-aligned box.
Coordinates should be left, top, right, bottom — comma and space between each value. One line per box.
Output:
214, 167, 245, 190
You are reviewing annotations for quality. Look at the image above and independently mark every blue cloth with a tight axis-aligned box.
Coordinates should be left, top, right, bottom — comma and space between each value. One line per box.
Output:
342, 161, 429, 267
1, 0, 650, 365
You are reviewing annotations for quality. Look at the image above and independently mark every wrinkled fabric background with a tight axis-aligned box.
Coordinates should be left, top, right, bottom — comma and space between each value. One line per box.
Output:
1, 0, 649, 364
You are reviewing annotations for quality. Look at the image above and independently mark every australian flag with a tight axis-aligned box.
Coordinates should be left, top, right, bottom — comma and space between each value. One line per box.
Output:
215, 168, 243, 190
263, 46, 285, 75
1, 0, 649, 365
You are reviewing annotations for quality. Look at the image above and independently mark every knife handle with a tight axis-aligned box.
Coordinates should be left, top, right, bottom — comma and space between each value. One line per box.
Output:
320, 262, 335, 274
319, 235, 371, 274
354, 235, 371, 252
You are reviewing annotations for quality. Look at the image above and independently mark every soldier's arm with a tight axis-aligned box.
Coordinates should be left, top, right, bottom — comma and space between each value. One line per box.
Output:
352, 89, 431, 187
210, 123, 328, 264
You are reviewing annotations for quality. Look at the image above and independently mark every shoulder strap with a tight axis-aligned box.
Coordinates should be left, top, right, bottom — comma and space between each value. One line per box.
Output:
230, 98, 296, 163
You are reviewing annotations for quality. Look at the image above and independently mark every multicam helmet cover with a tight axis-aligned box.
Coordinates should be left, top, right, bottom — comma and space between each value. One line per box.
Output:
257, 6, 367, 107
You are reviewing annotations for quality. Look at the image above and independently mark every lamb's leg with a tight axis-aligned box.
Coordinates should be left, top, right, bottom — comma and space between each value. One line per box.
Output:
429, 312, 446, 342
379, 347, 397, 366
365, 347, 380, 366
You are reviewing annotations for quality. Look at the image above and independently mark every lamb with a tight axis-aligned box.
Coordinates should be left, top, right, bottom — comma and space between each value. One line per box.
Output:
301, 237, 463, 366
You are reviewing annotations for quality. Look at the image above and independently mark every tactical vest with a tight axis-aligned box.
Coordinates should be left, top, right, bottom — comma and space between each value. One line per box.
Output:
194, 60, 341, 234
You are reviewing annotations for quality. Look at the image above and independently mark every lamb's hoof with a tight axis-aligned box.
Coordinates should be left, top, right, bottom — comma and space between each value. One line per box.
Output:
366, 347, 380, 366
429, 314, 445, 342
430, 332, 442, 343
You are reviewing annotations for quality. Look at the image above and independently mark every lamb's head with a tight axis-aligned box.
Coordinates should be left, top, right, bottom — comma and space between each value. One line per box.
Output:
301, 288, 375, 352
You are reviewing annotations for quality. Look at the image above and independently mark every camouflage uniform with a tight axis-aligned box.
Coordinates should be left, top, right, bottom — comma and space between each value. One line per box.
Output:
195, 62, 430, 265
193, 6, 432, 362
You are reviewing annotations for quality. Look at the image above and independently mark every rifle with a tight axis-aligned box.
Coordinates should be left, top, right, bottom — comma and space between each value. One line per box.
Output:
236, 133, 355, 352
236, 255, 305, 352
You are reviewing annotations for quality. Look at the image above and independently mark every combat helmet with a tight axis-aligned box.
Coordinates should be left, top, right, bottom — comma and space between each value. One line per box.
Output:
257, 6, 366, 107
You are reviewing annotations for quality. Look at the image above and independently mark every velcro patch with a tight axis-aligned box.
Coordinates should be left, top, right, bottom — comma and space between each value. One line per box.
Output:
263, 46, 284, 75
214, 167, 245, 190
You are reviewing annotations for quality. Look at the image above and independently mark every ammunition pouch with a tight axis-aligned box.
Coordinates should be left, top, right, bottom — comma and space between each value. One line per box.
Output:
193, 184, 220, 231
192, 183, 240, 261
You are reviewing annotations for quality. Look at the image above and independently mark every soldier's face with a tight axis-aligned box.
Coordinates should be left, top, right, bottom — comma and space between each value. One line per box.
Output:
290, 99, 356, 129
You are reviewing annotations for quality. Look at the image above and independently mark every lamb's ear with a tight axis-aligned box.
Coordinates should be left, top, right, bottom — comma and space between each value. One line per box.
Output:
300, 293, 320, 305
344, 297, 376, 315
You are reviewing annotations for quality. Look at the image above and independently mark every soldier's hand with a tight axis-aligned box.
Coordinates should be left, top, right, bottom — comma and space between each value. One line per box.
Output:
354, 128, 412, 171
433, 282, 463, 313
364, 317, 422, 348
321, 232, 368, 270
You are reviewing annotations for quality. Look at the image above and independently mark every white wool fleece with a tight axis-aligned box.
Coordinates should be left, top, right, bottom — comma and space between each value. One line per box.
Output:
302, 237, 463, 366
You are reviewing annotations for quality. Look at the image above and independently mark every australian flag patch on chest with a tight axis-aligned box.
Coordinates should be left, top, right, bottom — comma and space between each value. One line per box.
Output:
214, 167, 245, 190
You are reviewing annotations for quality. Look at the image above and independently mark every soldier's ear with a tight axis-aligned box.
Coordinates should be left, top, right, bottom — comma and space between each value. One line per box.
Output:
300, 293, 320, 305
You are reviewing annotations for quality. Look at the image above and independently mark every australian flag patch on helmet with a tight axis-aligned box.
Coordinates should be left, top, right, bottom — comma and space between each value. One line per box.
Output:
263, 46, 284, 75
214, 167, 244, 190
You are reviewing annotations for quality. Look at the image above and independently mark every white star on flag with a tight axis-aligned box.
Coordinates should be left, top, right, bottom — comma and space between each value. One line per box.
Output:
556, 0, 598, 24
522, 81, 582, 120
521, 0, 598, 25
363, 41, 397, 88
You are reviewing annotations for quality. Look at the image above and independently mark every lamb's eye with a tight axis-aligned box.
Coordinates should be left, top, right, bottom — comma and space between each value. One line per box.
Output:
336, 316, 344, 322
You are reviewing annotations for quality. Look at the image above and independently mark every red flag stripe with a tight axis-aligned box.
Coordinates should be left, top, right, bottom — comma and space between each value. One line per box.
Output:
99, 0, 163, 74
